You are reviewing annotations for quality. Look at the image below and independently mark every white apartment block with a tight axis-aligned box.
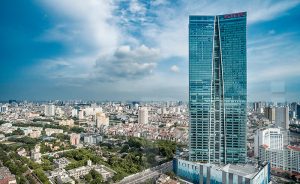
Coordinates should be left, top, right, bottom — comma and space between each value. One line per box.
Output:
78, 110, 84, 120
45, 128, 63, 136
255, 127, 300, 174
84, 107, 102, 116
83, 134, 102, 145
254, 127, 283, 157
67, 161, 115, 181
259, 145, 300, 173
96, 112, 109, 127
0, 105, 8, 113
44, 104, 55, 116
71, 109, 78, 117
59, 119, 74, 127
31, 145, 41, 163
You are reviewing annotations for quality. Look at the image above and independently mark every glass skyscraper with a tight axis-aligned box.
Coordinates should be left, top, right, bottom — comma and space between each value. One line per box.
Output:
189, 12, 247, 164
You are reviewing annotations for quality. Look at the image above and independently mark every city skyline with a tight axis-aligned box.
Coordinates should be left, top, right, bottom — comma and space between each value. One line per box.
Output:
0, 1, 300, 184
1, 0, 300, 101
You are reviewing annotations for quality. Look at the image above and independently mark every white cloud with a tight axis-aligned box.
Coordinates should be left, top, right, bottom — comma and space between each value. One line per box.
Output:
151, 0, 169, 6
38, 0, 121, 55
129, 0, 146, 14
170, 65, 180, 73
93, 45, 160, 81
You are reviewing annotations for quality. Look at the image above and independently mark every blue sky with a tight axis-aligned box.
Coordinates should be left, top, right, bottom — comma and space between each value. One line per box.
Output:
0, 0, 300, 101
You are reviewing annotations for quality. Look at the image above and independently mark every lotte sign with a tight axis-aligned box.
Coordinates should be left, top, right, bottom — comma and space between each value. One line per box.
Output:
223, 12, 246, 19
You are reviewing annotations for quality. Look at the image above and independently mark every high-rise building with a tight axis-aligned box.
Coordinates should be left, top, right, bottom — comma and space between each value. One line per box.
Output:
253, 102, 262, 113
44, 104, 55, 116
71, 109, 78, 117
70, 133, 81, 146
83, 134, 102, 145
172, 12, 271, 184
264, 107, 276, 122
290, 102, 297, 112
0, 105, 8, 113
189, 12, 247, 164
78, 110, 84, 120
31, 144, 41, 163
96, 112, 109, 127
55, 107, 64, 116
138, 107, 148, 124
275, 107, 289, 129
296, 104, 300, 120
254, 128, 283, 157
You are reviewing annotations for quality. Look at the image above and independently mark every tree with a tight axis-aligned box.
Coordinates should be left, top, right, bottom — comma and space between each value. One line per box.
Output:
8, 136, 38, 145
120, 144, 130, 153
91, 169, 103, 181
26, 175, 36, 184
84, 173, 92, 182
70, 126, 84, 133
146, 153, 156, 166
85, 169, 104, 184
166, 171, 176, 180
17, 175, 27, 184
41, 158, 54, 171
12, 128, 24, 135
55, 133, 70, 141
33, 168, 50, 184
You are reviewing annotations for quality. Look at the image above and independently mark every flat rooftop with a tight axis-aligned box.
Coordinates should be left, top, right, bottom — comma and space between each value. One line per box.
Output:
221, 164, 259, 179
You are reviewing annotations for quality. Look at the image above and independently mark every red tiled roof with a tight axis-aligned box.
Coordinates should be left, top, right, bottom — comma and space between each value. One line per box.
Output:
261, 144, 269, 149
287, 145, 300, 151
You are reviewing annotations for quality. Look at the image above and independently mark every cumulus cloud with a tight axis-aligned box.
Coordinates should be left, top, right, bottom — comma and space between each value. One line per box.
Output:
93, 45, 160, 81
170, 65, 180, 73
38, 0, 121, 55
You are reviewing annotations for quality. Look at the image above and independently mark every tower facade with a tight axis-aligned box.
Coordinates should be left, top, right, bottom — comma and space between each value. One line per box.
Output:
189, 12, 247, 164
138, 107, 148, 124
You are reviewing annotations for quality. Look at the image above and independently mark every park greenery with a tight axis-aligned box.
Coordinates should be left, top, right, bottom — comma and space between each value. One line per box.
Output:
0, 131, 177, 183
12, 122, 85, 134
32, 118, 54, 122
5, 128, 24, 136
63, 148, 107, 170
0, 143, 51, 184
84, 169, 105, 184
62, 137, 177, 182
